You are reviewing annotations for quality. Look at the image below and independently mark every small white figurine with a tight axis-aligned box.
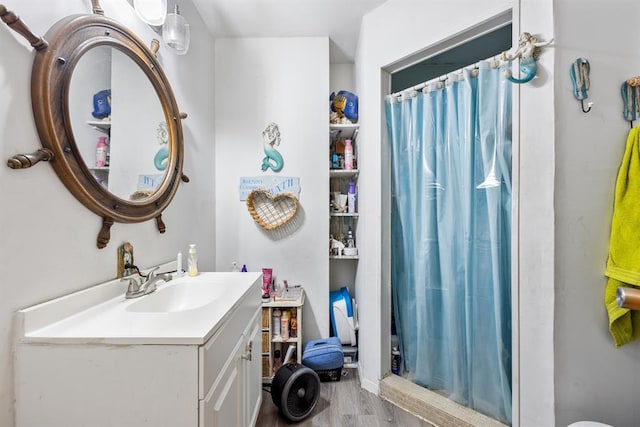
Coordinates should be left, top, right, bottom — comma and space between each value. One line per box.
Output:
330, 236, 345, 256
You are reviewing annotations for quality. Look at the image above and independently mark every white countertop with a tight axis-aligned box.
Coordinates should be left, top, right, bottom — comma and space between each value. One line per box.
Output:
16, 271, 262, 345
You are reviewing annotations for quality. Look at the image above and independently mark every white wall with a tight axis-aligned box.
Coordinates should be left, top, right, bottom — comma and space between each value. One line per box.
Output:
214, 37, 330, 339
330, 63, 355, 94
553, 1, 640, 426
0, 1, 215, 426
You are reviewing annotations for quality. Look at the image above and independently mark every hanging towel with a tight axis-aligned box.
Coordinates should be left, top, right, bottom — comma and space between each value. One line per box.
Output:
605, 126, 640, 346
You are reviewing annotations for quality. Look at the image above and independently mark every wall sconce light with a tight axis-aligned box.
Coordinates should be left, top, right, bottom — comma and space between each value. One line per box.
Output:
162, 4, 190, 55
133, 0, 167, 26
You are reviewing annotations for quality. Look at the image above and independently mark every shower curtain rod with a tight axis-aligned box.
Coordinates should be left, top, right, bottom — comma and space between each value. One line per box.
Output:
388, 56, 502, 99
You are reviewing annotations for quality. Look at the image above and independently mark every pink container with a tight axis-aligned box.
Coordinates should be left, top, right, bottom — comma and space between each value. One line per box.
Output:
262, 268, 272, 298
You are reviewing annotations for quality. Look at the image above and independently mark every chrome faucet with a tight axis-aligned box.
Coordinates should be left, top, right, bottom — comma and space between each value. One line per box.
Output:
122, 265, 172, 299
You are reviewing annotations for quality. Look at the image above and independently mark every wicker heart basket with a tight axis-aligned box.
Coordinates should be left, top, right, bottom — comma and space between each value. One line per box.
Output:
246, 189, 299, 230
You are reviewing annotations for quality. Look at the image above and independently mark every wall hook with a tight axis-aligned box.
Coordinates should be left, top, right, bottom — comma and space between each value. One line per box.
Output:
581, 99, 593, 113
501, 32, 553, 84
571, 58, 593, 113
621, 77, 640, 127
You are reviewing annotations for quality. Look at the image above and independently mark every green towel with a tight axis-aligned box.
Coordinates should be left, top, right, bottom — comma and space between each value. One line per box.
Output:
605, 126, 640, 346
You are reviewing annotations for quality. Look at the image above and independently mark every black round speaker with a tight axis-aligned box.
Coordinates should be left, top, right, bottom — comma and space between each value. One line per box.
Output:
271, 363, 321, 422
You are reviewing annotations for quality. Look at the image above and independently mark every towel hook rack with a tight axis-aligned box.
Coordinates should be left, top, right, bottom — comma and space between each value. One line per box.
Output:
621, 76, 640, 128
570, 58, 593, 113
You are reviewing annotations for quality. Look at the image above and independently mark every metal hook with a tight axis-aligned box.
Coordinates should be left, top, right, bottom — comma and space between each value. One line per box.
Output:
581, 99, 592, 114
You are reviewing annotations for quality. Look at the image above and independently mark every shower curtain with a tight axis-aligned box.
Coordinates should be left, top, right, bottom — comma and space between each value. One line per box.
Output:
385, 61, 512, 424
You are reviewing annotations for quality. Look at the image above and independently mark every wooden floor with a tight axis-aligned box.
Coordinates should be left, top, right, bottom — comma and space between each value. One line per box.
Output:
256, 369, 434, 427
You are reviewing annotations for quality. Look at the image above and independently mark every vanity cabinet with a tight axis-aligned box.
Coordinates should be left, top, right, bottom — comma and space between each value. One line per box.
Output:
14, 272, 263, 427
200, 307, 262, 426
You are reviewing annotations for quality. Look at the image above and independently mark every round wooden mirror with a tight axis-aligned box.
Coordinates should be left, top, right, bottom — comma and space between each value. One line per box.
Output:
1, 4, 187, 248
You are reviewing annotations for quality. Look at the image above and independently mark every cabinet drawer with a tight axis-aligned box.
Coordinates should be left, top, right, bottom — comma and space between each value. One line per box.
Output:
199, 294, 260, 399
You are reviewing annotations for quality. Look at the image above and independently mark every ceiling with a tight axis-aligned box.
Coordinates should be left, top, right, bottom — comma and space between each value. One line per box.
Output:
190, 0, 388, 63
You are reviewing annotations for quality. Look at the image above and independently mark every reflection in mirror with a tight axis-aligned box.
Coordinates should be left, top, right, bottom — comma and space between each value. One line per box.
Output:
68, 46, 167, 201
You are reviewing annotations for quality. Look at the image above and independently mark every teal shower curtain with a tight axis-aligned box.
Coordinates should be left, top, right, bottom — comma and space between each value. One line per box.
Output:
385, 61, 512, 424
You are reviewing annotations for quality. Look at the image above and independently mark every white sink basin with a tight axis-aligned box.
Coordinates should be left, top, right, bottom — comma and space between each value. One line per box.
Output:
16, 270, 263, 345
125, 281, 226, 313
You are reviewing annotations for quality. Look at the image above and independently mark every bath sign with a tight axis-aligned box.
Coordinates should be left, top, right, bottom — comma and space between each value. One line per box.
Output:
239, 176, 300, 201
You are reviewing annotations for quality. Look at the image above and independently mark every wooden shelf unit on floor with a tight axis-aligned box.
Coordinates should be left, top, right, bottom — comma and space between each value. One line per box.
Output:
261, 288, 305, 382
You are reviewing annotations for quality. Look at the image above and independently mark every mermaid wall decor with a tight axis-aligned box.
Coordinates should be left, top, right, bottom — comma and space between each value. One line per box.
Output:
261, 122, 284, 172
501, 32, 553, 84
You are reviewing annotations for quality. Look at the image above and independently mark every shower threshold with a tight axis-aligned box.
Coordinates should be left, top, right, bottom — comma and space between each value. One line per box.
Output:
379, 375, 507, 427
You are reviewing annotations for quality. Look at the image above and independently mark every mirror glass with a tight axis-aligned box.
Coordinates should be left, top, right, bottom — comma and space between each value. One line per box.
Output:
68, 46, 168, 201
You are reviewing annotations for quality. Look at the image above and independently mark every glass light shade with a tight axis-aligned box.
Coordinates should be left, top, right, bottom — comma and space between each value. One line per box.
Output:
134, 0, 167, 26
163, 6, 190, 55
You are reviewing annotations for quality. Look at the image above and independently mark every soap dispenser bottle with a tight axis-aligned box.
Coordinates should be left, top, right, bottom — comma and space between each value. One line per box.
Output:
188, 244, 198, 276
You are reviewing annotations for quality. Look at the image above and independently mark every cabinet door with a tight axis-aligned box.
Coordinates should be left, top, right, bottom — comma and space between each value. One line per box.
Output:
200, 339, 243, 427
244, 315, 262, 426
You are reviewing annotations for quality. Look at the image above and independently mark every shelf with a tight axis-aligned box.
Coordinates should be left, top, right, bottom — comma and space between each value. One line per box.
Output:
261, 289, 305, 381
329, 123, 359, 131
330, 169, 358, 178
330, 212, 359, 218
270, 337, 299, 344
330, 255, 359, 260
330, 123, 359, 140
86, 120, 111, 133
329, 117, 359, 365
89, 166, 109, 171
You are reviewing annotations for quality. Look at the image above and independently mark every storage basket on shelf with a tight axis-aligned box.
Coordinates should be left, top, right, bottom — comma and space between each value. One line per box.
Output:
302, 337, 343, 382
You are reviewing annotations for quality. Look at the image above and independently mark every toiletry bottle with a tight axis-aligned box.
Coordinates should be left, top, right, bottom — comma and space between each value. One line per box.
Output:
95, 136, 108, 167
262, 268, 273, 299
347, 181, 357, 213
176, 252, 184, 276
392, 347, 401, 375
346, 226, 355, 248
188, 244, 198, 276
241, 264, 247, 272
273, 309, 282, 338
281, 310, 290, 340
344, 139, 354, 170
335, 138, 345, 169
290, 309, 298, 338
231, 261, 240, 272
